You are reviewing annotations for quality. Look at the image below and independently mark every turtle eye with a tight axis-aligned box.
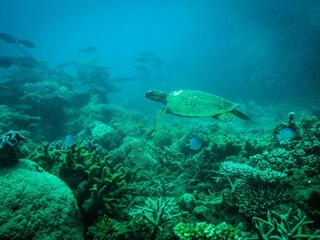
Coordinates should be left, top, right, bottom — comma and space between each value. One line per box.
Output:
145, 91, 152, 98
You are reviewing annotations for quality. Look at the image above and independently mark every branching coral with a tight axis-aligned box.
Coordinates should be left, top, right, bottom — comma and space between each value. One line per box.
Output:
218, 161, 288, 218
130, 197, 182, 240
229, 179, 288, 218
251, 208, 320, 239
29, 140, 132, 224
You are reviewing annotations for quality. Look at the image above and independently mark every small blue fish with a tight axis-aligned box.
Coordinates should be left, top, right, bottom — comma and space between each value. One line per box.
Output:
186, 137, 202, 150
277, 128, 295, 141
64, 134, 75, 147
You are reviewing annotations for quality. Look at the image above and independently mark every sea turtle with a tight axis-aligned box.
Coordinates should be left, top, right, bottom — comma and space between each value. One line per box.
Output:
145, 89, 249, 134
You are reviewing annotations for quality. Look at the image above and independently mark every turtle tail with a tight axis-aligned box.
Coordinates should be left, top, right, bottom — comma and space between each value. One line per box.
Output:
231, 109, 250, 120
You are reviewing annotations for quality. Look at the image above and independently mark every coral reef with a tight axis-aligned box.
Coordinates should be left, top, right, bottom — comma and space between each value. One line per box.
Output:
28, 140, 132, 225
2, 56, 320, 240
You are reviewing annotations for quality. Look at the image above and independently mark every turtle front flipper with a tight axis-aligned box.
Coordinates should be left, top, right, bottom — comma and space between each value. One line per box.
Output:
146, 108, 167, 138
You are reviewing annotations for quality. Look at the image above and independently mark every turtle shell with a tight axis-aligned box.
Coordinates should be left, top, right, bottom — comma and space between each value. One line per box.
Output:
166, 90, 238, 117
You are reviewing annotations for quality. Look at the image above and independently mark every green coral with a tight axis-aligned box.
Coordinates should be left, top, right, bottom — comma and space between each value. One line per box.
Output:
29, 141, 132, 224
27, 141, 64, 171
230, 179, 287, 218
59, 142, 132, 220
130, 197, 182, 240
174, 221, 244, 240
252, 208, 320, 239
87, 214, 127, 240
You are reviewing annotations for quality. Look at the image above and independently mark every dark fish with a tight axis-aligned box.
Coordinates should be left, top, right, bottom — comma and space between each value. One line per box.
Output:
23, 84, 47, 92
0, 57, 14, 68
111, 77, 135, 82
18, 39, 35, 48
151, 57, 165, 65
0, 33, 19, 44
92, 85, 108, 92
134, 65, 149, 73
78, 46, 97, 53
17, 56, 38, 68
42, 93, 56, 100
74, 84, 91, 94
0, 56, 18, 68
136, 57, 148, 62
14, 104, 32, 110
0, 89, 15, 96
137, 51, 156, 57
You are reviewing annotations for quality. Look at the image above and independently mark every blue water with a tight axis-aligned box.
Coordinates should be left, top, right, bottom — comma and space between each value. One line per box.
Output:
1, 0, 319, 116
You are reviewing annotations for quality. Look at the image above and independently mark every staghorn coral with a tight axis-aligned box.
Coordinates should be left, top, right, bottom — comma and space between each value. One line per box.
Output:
130, 197, 182, 240
251, 208, 320, 239
86, 214, 128, 240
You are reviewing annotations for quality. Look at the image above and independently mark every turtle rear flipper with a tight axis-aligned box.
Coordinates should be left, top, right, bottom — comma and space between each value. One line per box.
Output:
231, 109, 250, 120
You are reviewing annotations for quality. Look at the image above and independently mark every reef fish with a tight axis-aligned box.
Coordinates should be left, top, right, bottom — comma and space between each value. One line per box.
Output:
0, 33, 35, 48
0, 56, 16, 68
19, 39, 35, 48
277, 127, 296, 141
0, 32, 19, 44
64, 134, 75, 147
78, 46, 97, 53
186, 137, 202, 150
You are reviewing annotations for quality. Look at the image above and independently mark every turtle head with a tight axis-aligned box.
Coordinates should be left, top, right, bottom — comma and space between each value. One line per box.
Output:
145, 90, 167, 104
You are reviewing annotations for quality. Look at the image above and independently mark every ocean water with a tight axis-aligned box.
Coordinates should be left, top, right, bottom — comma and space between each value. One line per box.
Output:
0, 0, 320, 239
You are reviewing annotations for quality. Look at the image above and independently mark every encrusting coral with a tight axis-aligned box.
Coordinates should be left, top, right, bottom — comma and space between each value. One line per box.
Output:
174, 221, 244, 240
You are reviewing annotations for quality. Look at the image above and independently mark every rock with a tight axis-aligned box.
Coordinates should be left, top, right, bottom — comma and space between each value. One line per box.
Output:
127, 138, 158, 168
90, 120, 121, 150
193, 205, 211, 221
0, 159, 84, 240
178, 193, 195, 211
